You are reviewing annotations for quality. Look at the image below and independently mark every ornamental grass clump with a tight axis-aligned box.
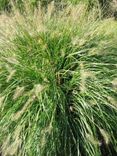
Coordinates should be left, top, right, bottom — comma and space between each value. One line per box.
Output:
0, 4, 117, 156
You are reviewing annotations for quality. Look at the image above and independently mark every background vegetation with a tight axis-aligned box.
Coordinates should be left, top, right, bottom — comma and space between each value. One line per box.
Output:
0, 0, 115, 13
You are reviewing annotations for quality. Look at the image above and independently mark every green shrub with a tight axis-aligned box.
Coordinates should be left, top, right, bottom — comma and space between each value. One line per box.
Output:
0, 5, 117, 156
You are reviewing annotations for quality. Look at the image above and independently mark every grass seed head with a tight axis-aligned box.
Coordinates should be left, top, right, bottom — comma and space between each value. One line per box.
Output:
13, 86, 25, 100
6, 70, 16, 83
0, 95, 5, 107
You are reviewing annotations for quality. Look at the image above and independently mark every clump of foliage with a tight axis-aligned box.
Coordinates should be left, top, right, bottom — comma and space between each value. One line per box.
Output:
0, 4, 117, 156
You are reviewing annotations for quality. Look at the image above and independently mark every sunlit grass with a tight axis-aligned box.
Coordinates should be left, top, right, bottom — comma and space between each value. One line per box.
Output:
0, 4, 117, 156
